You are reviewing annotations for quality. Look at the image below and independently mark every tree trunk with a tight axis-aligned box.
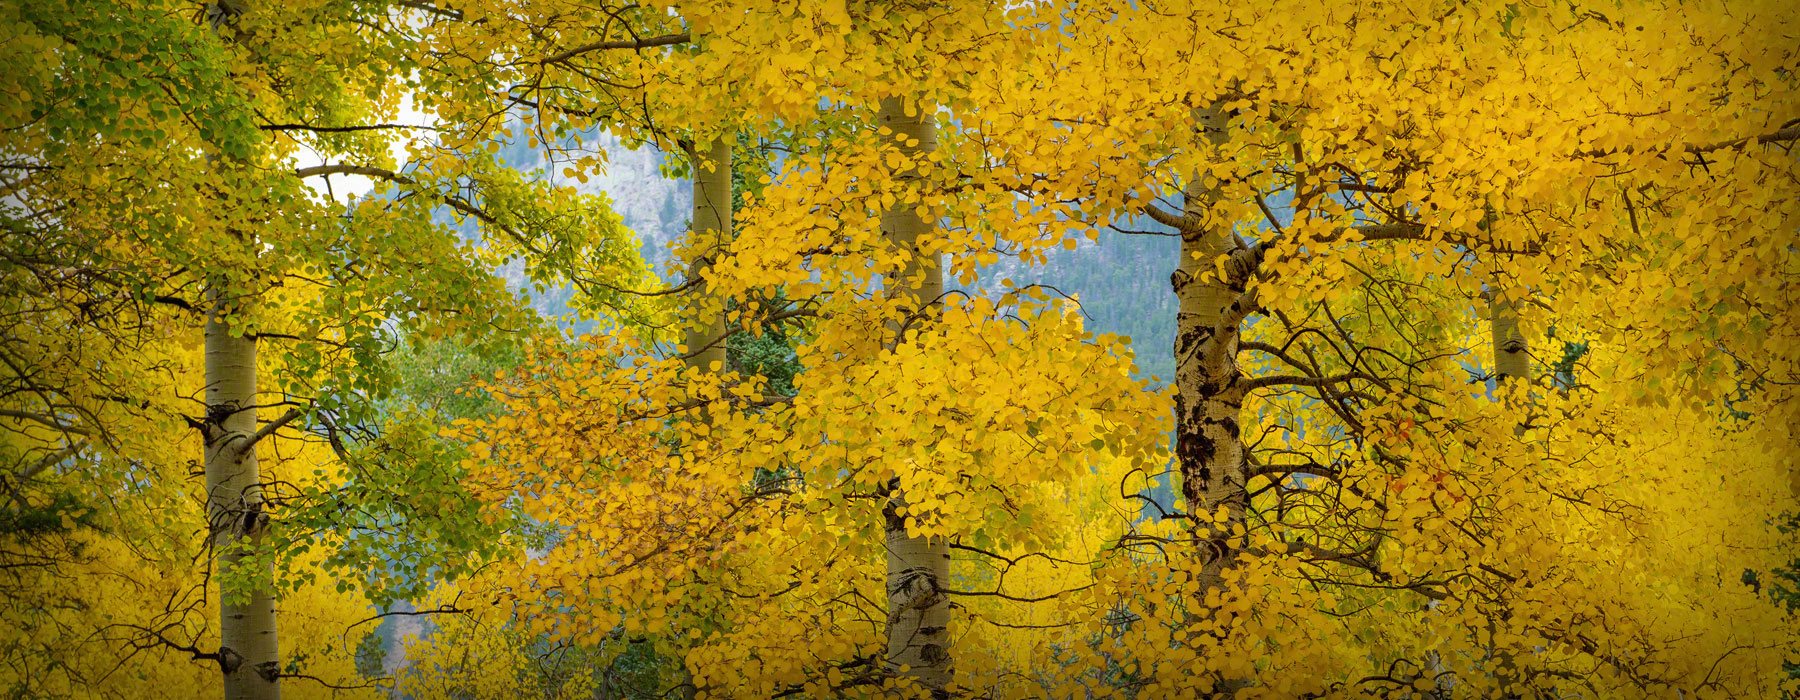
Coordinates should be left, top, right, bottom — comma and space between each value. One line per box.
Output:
1169, 106, 1250, 695
878, 94, 952, 697
684, 139, 733, 374
1172, 107, 1247, 587
677, 139, 731, 700
680, 138, 730, 374
1491, 292, 1528, 382
203, 296, 281, 700
1487, 289, 1528, 697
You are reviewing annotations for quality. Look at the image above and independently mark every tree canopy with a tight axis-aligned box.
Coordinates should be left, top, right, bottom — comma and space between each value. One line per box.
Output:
2, 1, 1796, 699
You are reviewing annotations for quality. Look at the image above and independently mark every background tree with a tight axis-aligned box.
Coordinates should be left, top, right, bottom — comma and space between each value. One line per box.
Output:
2, 0, 644, 696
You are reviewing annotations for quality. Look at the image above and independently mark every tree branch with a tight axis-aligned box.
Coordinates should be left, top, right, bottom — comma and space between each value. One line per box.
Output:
12, 440, 85, 481
1242, 370, 1366, 392
0, 409, 92, 436
1142, 202, 1197, 234
294, 164, 534, 252
261, 123, 436, 133
541, 33, 691, 64
235, 407, 305, 458
1685, 125, 1800, 155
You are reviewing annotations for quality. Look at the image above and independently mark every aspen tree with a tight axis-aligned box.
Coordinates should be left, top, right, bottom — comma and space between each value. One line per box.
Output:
251, 1, 1800, 696
200, 3, 280, 697
1163, 103, 1261, 697
1485, 288, 1528, 696
1491, 293, 1529, 385
1, 1, 645, 694
1170, 106, 1248, 598
684, 140, 733, 375
877, 93, 953, 697
201, 298, 281, 700
678, 138, 731, 700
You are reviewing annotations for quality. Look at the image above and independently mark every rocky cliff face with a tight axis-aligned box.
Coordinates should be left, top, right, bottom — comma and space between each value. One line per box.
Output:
472, 131, 1180, 384
969, 230, 1179, 385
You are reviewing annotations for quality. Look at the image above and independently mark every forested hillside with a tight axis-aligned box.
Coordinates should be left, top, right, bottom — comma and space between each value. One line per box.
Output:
3, 2, 1797, 700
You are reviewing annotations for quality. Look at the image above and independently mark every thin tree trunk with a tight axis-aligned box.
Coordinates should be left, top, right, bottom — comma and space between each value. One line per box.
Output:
878, 94, 952, 697
1487, 289, 1528, 697
203, 296, 281, 700
1169, 106, 1250, 695
199, 6, 278, 696
1491, 292, 1529, 382
684, 139, 733, 374
677, 138, 731, 700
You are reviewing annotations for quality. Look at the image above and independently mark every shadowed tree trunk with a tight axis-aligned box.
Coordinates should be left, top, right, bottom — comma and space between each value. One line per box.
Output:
684, 139, 733, 374
203, 294, 281, 700
1487, 288, 1529, 696
878, 93, 952, 697
676, 138, 731, 700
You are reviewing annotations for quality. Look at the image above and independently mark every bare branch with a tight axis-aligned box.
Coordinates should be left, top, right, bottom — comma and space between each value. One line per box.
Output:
12, 440, 86, 481
395, 0, 461, 19
235, 407, 305, 458
1243, 370, 1366, 392
0, 409, 91, 436
261, 123, 437, 133
1684, 125, 1800, 155
1142, 202, 1197, 234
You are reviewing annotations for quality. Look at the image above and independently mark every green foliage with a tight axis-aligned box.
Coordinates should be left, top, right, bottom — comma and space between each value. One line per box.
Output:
278, 334, 529, 608
726, 298, 803, 397
387, 335, 526, 421
1760, 513, 1800, 696
0, 491, 97, 541
6, 1, 262, 160
1544, 326, 1590, 390
353, 628, 388, 680
725, 138, 801, 396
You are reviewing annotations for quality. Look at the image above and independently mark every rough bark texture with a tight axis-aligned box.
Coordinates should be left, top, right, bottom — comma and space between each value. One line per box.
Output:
204, 298, 281, 700
1168, 107, 1254, 697
1172, 108, 1247, 590
684, 140, 733, 373
878, 94, 951, 696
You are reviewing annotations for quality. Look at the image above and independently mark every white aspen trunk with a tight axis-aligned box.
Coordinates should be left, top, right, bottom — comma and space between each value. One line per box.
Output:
684, 140, 733, 374
1169, 107, 1251, 695
1487, 290, 1527, 697
878, 94, 952, 697
204, 296, 281, 700
1172, 107, 1247, 585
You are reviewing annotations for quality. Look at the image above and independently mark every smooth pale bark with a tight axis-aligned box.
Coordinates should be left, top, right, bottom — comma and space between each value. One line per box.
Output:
684, 140, 733, 373
203, 298, 281, 700
878, 94, 951, 696
202, 4, 279, 698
